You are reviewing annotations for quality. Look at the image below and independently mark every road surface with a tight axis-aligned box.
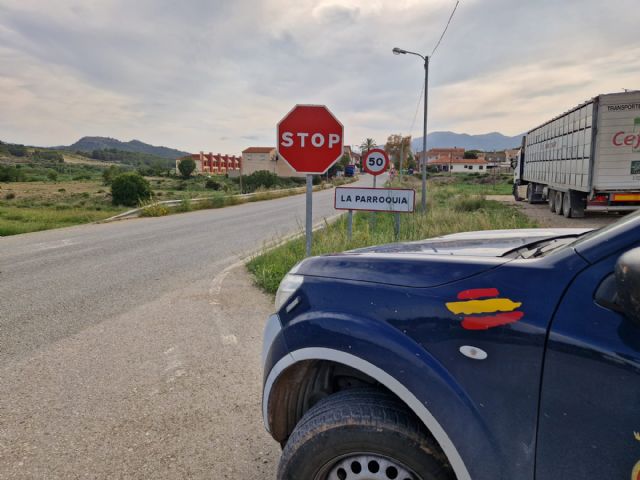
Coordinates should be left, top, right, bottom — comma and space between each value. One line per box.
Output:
0, 175, 375, 479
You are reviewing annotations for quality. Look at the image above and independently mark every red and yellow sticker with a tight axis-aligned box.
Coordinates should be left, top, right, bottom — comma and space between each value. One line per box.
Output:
632, 460, 640, 480
446, 288, 524, 330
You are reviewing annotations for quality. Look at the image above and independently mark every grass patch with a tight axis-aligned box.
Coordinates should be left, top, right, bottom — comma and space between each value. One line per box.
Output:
247, 178, 536, 295
0, 205, 122, 236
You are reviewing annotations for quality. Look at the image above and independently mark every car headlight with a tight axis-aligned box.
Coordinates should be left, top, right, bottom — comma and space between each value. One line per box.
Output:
275, 274, 304, 311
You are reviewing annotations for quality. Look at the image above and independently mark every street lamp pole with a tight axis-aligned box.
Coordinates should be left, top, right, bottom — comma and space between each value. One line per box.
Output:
393, 47, 429, 212
422, 55, 429, 212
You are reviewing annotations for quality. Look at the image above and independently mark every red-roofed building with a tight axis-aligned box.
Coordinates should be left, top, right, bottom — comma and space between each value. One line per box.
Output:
176, 151, 242, 175
428, 157, 489, 174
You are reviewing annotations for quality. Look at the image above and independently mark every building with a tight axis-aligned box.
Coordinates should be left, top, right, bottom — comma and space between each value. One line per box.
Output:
428, 157, 489, 174
416, 147, 465, 165
484, 151, 507, 167
176, 151, 242, 175
241, 147, 305, 177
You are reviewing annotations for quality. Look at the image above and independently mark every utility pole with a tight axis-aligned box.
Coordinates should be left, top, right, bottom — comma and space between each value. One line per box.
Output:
421, 56, 429, 212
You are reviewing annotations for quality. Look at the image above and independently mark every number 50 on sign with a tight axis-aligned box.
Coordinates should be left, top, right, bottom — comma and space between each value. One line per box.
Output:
363, 148, 389, 176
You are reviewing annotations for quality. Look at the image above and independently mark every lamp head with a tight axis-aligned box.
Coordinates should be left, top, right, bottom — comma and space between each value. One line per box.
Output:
392, 47, 407, 55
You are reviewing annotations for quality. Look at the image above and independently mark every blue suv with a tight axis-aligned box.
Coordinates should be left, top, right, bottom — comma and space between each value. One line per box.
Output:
262, 212, 640, 480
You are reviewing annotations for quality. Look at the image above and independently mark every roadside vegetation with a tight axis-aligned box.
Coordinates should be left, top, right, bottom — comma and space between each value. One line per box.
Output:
247, 173, 534, 295
0, 142, 356, 235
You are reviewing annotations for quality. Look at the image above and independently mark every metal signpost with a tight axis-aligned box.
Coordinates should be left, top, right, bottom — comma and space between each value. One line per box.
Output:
363, 148, 390, 234
277, 105, 344, 256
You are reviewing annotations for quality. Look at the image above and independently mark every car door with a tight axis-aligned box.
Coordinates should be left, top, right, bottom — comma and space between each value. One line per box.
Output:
536, 248, 640, 479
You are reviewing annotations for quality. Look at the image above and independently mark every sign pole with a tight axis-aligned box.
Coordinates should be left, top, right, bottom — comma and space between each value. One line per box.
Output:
347, 209, 353, 241
371, 175, 377, 229
305, 174, 313, 256
394, 212, 400, 240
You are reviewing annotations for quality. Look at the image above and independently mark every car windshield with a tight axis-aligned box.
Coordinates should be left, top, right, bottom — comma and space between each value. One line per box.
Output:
568, 209, 640, 249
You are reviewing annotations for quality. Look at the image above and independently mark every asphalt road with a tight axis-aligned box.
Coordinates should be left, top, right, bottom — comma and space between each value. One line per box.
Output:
0, 174, 374, 479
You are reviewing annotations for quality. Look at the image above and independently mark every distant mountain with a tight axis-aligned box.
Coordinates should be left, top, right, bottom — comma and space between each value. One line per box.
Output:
411, 131, 523, 152
62, 136, 189, 159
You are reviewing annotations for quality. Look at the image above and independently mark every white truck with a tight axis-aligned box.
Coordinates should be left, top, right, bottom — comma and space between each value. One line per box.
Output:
513, 91, 640, 217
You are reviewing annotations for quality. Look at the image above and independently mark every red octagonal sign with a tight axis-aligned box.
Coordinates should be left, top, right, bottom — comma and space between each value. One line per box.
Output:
277, 104, 344, 174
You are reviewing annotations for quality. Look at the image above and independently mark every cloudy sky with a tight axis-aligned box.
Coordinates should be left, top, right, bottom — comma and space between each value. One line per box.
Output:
1, 0, 638, 153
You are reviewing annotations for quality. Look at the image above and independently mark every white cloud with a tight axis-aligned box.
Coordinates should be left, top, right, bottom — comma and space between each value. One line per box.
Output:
0, 0, 638, 152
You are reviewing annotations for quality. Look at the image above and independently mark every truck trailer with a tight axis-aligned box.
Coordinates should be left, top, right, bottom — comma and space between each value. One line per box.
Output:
514, 91, 640, 217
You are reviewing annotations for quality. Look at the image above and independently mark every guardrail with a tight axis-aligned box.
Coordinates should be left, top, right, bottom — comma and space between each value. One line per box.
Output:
100, 184, 334, 223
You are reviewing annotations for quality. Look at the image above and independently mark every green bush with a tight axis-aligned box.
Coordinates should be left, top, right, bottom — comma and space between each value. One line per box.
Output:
111, 172, 152, 206
205, 178, 221, 190
242, 170, 278, 191
178, 158, 196, 178
0, 165, 25, 182
102, 165, 122, 185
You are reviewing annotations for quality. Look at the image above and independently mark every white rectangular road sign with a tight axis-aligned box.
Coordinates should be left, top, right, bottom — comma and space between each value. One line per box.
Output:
335, 187, 415, 213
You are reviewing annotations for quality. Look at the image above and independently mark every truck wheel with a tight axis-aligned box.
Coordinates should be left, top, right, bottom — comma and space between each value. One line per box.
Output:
548, 189, 556, 212
512, 183, 521, 201
277, 388, 453, 480
562, 192, 572, 218
526, 183, 534, 203
554, 191, 564, 215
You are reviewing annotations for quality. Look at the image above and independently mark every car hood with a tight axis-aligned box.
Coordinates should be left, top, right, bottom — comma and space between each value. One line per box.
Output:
351, 228, 591, 257
295, 228, 591, 288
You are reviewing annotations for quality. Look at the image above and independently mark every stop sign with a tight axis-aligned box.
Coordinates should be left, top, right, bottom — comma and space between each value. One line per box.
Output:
277, 104, 344, 174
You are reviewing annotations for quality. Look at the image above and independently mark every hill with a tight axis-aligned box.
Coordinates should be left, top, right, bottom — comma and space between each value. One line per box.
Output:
411, 131, 523, 152
63, 136, 189, 159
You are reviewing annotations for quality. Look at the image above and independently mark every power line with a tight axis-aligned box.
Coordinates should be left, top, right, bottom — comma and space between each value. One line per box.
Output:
431, 0, 459, 57
408, 82, 425, 136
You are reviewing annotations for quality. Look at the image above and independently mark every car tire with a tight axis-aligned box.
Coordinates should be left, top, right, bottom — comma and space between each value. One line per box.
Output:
554, 191, 564, 215
277, 388, 453, 480
548, 189, 556, 212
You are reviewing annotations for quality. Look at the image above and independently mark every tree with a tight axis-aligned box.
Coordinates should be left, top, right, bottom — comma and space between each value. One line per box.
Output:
384, 134, 412, 170
359, 138, 377, 155
102, 165, 122, 185
464, 150, 479, 159
111, 172, 152, 206
178, 158, 196, 178
7, 144, 27, 157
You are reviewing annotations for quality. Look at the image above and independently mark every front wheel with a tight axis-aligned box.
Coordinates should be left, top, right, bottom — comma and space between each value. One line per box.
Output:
277, 388, 453, 480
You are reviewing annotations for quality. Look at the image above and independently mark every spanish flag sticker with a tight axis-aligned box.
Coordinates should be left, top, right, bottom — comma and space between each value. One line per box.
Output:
446, 288, 524, 330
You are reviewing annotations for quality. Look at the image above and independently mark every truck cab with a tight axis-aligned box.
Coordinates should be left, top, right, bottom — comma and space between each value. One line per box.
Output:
262, 212, 640, 480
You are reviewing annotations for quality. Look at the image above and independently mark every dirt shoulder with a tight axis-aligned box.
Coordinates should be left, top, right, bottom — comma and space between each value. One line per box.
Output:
487, 195, 622, 229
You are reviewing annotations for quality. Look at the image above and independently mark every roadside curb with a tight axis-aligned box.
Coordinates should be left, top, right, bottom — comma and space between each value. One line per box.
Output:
209, 211, 346, 291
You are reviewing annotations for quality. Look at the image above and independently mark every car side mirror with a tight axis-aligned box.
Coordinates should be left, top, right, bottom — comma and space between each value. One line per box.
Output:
615, 247, 640, 326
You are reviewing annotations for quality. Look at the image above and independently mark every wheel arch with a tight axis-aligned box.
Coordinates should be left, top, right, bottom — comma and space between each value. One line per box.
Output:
263, 347, 472, 480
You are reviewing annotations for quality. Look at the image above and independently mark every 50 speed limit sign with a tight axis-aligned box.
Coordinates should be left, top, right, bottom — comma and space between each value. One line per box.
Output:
363, 148, 389, 176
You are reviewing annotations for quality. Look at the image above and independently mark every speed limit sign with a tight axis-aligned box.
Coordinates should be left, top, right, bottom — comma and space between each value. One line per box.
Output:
363, 148, 389, 176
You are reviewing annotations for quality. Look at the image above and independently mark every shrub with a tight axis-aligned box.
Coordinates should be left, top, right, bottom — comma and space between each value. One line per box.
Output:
111, 172, 152, 206
205, 178, 221, 190
5, 192, 16, 200
102, 165, 122, 185
140, 201, 169, 217
58, 188, 66, 192
178, 158, 196, 178
0, 165, 25, 182
242, 170, 278, 192
47, 171, 58, 181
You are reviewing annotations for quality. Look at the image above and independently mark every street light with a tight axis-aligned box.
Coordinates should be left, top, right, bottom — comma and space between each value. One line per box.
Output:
393, 46, 429, 212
